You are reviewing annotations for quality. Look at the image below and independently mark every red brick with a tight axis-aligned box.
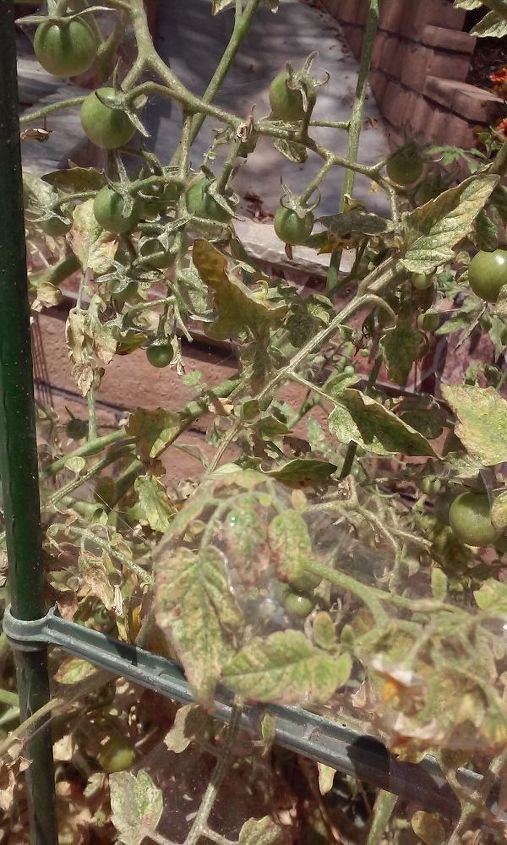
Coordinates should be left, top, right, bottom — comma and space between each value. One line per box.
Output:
421, 24, 475, 54
401, 44, 471, 91
424, 75, 503, 122
380, 35, 402, 76
371, 31, 388, 69
344, 25, 364, 58
400, 0, 465, 39
379, 0, 404, 33
407, 94, 434, 138
381, 80, 416, 128
370, 70, 389, 105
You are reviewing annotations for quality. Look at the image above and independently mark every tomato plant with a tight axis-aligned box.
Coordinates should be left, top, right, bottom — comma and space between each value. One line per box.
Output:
34, 18, 97, 77
6, 1, 507, 844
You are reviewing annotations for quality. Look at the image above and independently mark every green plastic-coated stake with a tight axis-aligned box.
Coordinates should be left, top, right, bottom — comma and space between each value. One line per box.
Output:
0, 2, 58, 842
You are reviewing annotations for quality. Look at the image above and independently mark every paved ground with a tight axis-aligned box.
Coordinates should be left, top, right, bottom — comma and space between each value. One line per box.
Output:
147, 0, 390, 216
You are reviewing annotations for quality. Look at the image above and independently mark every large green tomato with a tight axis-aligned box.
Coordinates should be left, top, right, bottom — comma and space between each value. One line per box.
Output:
274, 207, 314, 245
269, 71, 305, 121
185, 178, 232, 223
146, 344, 174, 368
449, 491, 501, 547
34, 18, 97, 77
387, 148, 424, 186
81, 87, 136, 150
284, 591, 315, 618
94, 187, 139, 234
468, 249, 507, 303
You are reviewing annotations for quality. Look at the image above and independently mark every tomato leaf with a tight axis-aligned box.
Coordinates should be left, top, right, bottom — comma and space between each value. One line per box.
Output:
475, 580, 507, 615
69, 199, 118, 274
110, 770, 163, 845
193, 239, 287, 339
238, 816, 286, 845
54, 657, 96, 685
442, 384, 507, 465
471, 10, 507, 37
134, 475, 176, 533
401, 175, 499, 274
328, 389, 436, 456
222, 630, 351, 704
319, 210, 392, 236
154, 545, 243, 703
380, 318, 424, 386
268, 510, 314, 583
126, 408, 183, 461
411, 811, 446, 845
42, 167, 106, 193
492, 490, 507, 530
265, 458, 337, 485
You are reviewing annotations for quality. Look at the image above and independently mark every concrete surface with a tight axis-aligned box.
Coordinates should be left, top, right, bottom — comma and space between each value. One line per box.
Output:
147, 0, 390, 216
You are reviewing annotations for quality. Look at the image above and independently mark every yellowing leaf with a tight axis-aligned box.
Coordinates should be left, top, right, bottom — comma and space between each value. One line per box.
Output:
54, 657, 96, 685
134, 475, 175, 533
222, 630, 351, 705
442, 384, 507, 465
411, 811, 446, 845
238, 816, 285, 845
402, 175, 498, 274
193, 239, 287, 339
126, 408, 183, 461
268, 510, 313, 583
328, 389, 435, 456
154, 545, 243, 703
492, 489, 507, 530
474, 579, 507, 615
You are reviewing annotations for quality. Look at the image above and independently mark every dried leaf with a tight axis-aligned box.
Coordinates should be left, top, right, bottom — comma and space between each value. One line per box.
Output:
411, 811, 446, 845
54, 657, 97, 685
164, 704, 209, 754
69, 199, 118, 274
268, 510, 314, 583
78, 549, 115, 610
238, 816, 286, 845
317, 763, 335, 795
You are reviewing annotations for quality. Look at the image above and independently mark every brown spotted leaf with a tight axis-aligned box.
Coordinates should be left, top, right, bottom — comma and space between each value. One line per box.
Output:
126, 408, 183, 461
110, 770, 163, 845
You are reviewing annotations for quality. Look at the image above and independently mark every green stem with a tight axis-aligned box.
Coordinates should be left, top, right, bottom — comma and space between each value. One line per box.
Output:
366, 790, 397, 845
19, 96, 86, 126
41, 430, 129, 478
87, 387, 97, 441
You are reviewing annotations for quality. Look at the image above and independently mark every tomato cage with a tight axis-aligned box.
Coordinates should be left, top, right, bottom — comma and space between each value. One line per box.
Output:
0, 3, 506, 844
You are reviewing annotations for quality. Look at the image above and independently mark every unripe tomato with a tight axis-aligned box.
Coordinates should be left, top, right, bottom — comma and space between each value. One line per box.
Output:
269, 71, 305, 121
274, 207, 314, 245
185, 178, 232, 223
139, 238, 175, 270
288, 568, 321, 592
34, 18, 97, 78
146, 344, 173, 368
142, 181, 181, 217
81, 87, 136, 150
417, 311, 440, 332
343, 365, 356, 376
449, 491, 501, 547
468, 249, 507, 303
412, 273, 434, 291
39, 215, 72, 236
387, 149, 424, 186
284, 591, 315, 618
98, 736, 135, 774
94, 187, 139, 234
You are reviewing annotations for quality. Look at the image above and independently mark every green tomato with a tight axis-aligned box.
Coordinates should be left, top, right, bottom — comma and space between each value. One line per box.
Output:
269, 71, 305, 121
139, 238, 175, 270
412, 273, 434, 291
185, 178, 233, 223
284, 591, 315, 618
449, 491, 501, 547
468, 249, 507, 304
288, 569, 322, 592
417, 311, 440, 332
142, 181, 181, 217
94, 187, 139, 234
387, 149, 424, 186
146, 344, 174, 368
80, 87, 136, 150
38, 215, 72, 236
274, 207, 314, 245
98, 736, 135, 774
34, 18, 97, 78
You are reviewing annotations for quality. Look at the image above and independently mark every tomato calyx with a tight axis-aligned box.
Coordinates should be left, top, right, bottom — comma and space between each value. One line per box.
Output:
269, 52, 328, 122
274, 184, 316, 246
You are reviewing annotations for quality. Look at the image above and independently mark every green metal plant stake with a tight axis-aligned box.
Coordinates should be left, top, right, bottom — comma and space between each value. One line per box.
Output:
0, 2, 58, 842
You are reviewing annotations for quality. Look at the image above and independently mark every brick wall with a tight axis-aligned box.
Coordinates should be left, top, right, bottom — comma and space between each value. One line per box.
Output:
321, 0, 503, 148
